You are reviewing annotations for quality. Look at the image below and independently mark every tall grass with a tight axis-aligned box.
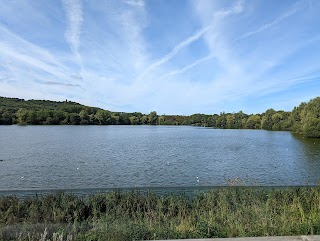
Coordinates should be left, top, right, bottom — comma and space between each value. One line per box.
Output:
1, 188, 320, 241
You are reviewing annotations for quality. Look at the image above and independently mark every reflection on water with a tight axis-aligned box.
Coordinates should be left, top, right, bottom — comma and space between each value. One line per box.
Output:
292, 133, 320, 157
0, 125, 320, 190
291, 133, 320, 184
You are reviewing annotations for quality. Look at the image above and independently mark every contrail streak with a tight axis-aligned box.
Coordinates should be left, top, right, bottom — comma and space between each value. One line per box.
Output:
136, 0, 245, 81
84, 34, 136, 78
137, 25, 212, 80
62, 0, 83, 55
159, 55, 214, 80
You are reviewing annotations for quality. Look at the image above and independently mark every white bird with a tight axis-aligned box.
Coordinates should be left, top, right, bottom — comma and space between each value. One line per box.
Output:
21, 176, 24, 179
76, 167, 79, 170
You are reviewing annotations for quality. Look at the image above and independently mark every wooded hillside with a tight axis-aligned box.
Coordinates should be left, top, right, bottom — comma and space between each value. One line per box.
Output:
0, 96, 319, 137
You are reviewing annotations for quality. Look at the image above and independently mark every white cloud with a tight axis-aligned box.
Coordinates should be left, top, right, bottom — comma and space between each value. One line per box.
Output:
237, 5, 299, 41
138, 1, 243, 84
159, 55, 214, 80
118, 9, 149, 72
137, 26, 211, 80
43, 81, 81, 87
124, 0, 144, 8
189, 0, 320, 110
0, 0, 319, 114
215, 0, 244, 18
0, 23, 84, 101
83, 0, 149, 74
0, 24, 70, 74
62, 0, 83, 58
137, 1, 245, 81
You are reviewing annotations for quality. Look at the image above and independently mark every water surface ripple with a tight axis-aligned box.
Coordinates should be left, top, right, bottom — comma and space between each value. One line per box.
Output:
0, 125, 320, 189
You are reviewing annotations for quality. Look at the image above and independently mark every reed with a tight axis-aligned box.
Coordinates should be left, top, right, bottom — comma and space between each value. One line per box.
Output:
1, 188, 320, 241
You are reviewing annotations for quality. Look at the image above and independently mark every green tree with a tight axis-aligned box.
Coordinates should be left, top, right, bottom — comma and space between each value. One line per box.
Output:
246, 115, 261, 129
289, 102, 306, 133
79, 110, 89, 125
119, 113, 130, 125
52, 111, 64, 124
61, 112, 70, 124
111, 115, 119, 125
129, 116, 139, 125
226, 115, 235, 129
234, 111, 246, 129
94, 110, 111, 125
69, 113, 80, 125
271, 113, 283, 131
140, 115, 148, 124
0, 111, 13, 124
300, 97, 320, 137
216, 113, 227, 129
261, 109, 276, 130
45, 117, 55, 125
26, 111, 39, 124
148, 111, 158, 125
16, 108, 28, 124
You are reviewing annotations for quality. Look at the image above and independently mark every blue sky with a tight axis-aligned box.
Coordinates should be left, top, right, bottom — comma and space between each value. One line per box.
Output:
0, 0, 319, 115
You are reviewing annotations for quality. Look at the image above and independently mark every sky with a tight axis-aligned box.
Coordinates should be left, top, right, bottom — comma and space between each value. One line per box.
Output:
0, 0, 319, 115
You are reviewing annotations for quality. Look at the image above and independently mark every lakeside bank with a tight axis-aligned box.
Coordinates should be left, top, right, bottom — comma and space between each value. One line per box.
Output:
1, 187, 320, 241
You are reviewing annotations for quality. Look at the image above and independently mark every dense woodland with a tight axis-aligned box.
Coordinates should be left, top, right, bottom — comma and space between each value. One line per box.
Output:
0, 96, 319, 137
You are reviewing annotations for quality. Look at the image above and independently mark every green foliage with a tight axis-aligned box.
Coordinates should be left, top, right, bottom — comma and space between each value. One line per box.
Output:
246, 115, 261, 129
290, 102, 307, 133
15, 108, 28, 124
300, 97, 320, 138
79, 110, 89, 124
1, 96, 320, 137
1, 188, 320, 240
148, 111, 158, 125
216, 113, 227, 128
261, 108, 276, 130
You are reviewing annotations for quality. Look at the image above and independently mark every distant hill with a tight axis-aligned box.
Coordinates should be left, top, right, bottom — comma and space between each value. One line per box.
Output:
0, 96, 152, 125
0, 96, 319, 138
0, 96, 98, 112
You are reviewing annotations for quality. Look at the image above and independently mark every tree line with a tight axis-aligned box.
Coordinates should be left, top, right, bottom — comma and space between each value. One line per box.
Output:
0, 96, 319, 137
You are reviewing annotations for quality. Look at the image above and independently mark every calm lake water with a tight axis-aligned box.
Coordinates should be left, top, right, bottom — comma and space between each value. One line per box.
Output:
0, 125, 320, 190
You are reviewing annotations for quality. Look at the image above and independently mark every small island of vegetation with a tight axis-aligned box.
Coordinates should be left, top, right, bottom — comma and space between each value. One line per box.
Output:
0, 96, 319, 137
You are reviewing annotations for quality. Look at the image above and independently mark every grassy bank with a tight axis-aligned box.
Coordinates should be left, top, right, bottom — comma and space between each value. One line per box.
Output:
1, 188, 320, 241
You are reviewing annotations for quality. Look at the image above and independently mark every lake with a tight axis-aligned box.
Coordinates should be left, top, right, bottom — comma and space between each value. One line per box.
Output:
0, 125, 320, 190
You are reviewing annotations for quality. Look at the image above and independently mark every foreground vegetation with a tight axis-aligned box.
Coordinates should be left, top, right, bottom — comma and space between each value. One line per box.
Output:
0, 96, 320, 137
1, 188, 320, 240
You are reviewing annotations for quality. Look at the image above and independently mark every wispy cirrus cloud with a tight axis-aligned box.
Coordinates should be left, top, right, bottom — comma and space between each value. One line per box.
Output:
159, 55, 214, 80
43, 81, 81, 87
62, 0, 83, 58
137, 26, 211, 80
0, 24, 74, 81
237, 4, 299, 41
255, 73, 320, 98
273, 74, 320, 89
215, 0, 244, 17
188, 0, 320, 112
1, 0, 320, 114
124, 0, 144, 8
0, 18, 83, 101
137, 0, 245, 82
